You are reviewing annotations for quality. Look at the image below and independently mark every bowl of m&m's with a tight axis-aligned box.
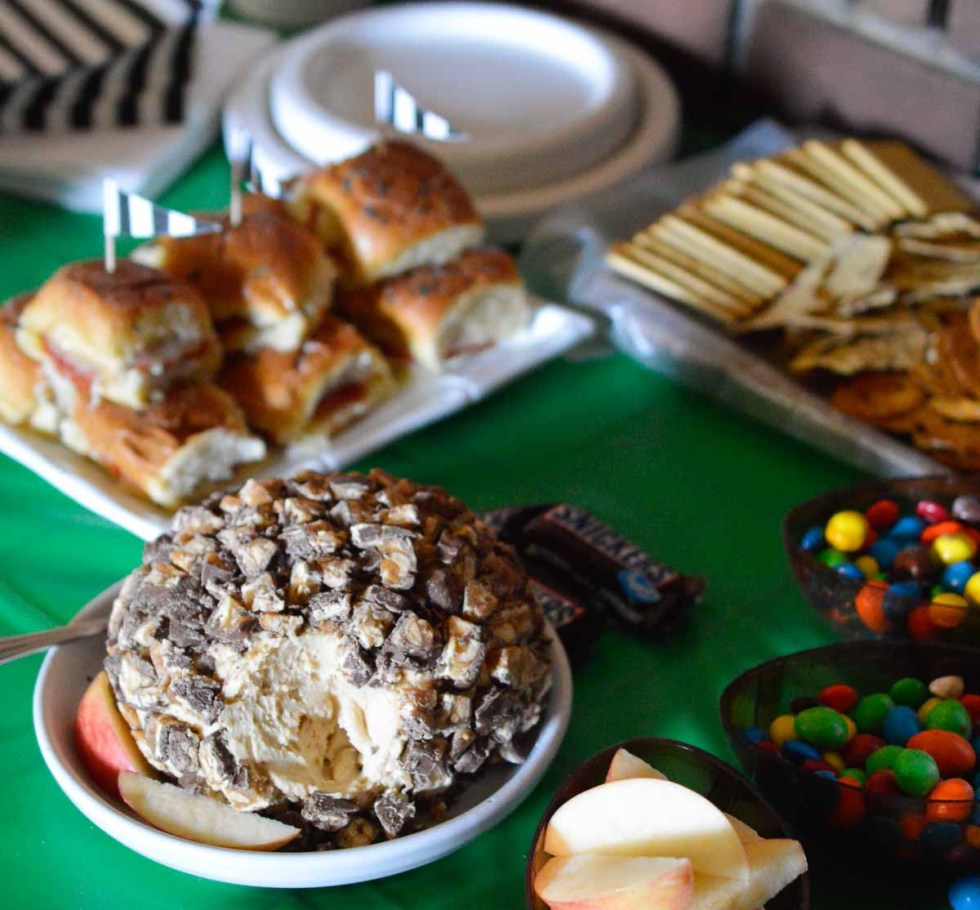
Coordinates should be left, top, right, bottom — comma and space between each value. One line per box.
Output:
783, 475, 980, 643
721, 641, 980, 871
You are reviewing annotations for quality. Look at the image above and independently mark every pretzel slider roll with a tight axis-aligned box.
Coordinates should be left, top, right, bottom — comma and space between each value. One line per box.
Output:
338, 248, 529, 371
134, 196, 337, 352
17, 260, 221, 409
219, 315, 394, 446
0, 294, 58, 433
60, 383, 266, 509
290, 141, 485, 287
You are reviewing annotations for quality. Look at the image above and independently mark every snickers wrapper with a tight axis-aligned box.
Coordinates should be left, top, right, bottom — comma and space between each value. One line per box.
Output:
481, 503, 705, 667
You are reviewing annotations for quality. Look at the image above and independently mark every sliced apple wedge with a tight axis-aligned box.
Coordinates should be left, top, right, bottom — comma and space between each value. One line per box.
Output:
605, 749, 668, 783
74, 671, 153, 799
692, 838, 807, 910
724, 814, 762, 845
118, 773, 300, 851
544, 779, 750, 881
535, 853, 694, 910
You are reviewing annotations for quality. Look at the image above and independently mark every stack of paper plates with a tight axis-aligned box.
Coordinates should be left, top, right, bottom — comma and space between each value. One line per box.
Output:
223, 2, 679, 242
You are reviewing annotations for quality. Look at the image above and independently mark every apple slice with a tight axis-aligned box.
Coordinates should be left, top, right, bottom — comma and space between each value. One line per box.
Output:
692, 839, 807, 910
118, 773, 300, 850
535, 853, 694, 910
724, 815, 762, 845
544, 779, 749, 881
605, 749, 669, 783
74, 671, 153, 799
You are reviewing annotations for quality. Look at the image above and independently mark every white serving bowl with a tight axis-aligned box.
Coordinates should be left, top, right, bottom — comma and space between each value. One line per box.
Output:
33, 582, 573, 887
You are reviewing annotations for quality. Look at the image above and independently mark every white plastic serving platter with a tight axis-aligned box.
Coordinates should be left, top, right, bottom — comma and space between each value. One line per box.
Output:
0, 299, 594, 541
34, 582, 573, 888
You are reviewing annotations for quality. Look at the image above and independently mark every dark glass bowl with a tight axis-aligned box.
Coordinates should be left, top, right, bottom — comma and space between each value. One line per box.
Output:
721, 641, 980, 872
783, 475, 980, 643
525, 737, 809, 909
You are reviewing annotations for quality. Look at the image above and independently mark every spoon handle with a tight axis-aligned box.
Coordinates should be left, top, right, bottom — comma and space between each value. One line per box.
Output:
0, 616, 107, 666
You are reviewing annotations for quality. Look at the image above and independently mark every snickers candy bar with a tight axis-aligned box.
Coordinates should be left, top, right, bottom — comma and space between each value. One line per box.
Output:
482, 503, 704, 643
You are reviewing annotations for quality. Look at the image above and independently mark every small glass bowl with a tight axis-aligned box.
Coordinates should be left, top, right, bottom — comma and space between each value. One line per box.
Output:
783, 475, 980, 642
525, 737, 809, 909
720, 641, 980, 872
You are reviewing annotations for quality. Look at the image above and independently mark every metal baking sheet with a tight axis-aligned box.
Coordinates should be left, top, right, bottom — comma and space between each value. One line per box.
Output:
521, 119, 974, 478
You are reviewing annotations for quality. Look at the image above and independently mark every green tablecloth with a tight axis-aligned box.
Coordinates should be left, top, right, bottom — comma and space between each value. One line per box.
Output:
0, 148, 952, 909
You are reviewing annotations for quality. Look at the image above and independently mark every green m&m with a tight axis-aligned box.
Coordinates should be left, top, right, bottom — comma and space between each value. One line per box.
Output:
892, 748, 940, 796
794, 706, 849, 749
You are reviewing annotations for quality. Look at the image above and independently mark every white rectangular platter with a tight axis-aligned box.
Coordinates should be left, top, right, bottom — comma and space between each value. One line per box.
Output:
0, 298, 593, 541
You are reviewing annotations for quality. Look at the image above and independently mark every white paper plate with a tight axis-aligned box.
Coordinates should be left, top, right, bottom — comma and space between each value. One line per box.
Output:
34, 583, 573, 888
269, 2, 638, 196
223, 36, 679, 242
0, 299, 594, 541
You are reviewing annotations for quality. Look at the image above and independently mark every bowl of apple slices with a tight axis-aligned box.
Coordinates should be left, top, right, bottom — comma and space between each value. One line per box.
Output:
526, 739, 809, 910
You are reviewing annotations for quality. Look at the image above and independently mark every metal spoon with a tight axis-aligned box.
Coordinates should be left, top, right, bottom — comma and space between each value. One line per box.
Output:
0, 615, 107, 666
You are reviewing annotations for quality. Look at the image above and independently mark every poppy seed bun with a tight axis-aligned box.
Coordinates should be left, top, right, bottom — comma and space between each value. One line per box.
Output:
338, 248, 529, 371
17, 260, 221, 409
134, 196, 337, 353
289, 141, 484, 287
0, 294, 58, 433
219, 315, 394, 446
61, 383, 266, 508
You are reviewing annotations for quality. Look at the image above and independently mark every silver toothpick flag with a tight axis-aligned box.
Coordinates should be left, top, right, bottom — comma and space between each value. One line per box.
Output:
374, 70, 469, 142
102, 179, 222, 273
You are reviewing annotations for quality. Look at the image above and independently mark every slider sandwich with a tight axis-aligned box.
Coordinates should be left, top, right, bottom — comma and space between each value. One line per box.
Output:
0, 294, 58, 433
290, 140, 485, 287
219, 314, 394, 447
134, 195, 337, 352
60, 383, 266, 509
338, 247, 530, 371
17, 260, 221, 410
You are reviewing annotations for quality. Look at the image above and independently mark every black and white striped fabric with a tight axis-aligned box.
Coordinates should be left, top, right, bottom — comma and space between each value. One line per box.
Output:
373, 69, 468, 142
0, 0, 208, 134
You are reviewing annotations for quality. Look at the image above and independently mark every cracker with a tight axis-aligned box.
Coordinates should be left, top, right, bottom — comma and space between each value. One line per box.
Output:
790, 320, 929, 374
829, 371, 926, 422
861, 140, 975, 215
678, 206, 803, 278
747, 159, 879, 231
605, 244, 738, 325
618, 242, 753, 315
725, 178, 854, 243
652, 216, 787, 298
803, 141, 906, 220
929, 398, 980, 423
701, 194, 830, 262
937, 318, 980, 399
737, 258, 829, 332
840, 139, 928, 218
834, 286, 898, 317
824, 234, 893, 298
912, 409, 980, 469
894, 213, 980, 241
632, 232, 764, 306
784, 148, 892, 226
897, 238, 980, 264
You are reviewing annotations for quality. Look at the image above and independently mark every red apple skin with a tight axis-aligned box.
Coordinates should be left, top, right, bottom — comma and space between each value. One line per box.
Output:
535, 855, 694, 910
74, 670, 152, 799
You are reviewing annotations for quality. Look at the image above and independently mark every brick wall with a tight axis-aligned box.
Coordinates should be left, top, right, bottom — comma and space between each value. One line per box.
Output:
538, 0, 980, 171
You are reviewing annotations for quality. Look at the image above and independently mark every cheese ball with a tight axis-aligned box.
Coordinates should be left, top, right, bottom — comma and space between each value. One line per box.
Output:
106, 469, 552, 846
